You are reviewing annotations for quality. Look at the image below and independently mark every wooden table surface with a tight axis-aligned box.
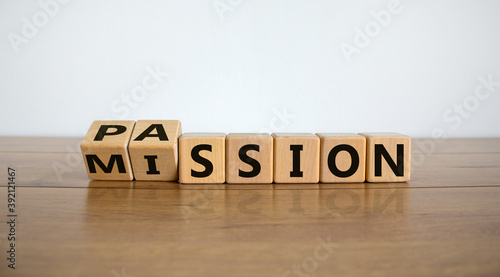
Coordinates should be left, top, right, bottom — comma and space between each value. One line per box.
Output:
0, 137, 499, 277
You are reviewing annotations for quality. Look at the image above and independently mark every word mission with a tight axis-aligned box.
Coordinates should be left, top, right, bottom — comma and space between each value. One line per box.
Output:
81, 120, 411, 184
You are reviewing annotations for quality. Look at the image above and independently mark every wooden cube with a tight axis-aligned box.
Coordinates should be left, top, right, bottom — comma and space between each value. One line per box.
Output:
128, 120, 181, 181
81, 120, 135, 180
225, 133, 273, 184
360, 132, 411, 182
179, 133, 226, 184
272, 133, 320, 183
317, 133, 366, 183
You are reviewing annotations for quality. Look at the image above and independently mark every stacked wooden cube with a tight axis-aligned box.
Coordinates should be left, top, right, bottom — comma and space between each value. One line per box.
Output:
81, 120, 411, 183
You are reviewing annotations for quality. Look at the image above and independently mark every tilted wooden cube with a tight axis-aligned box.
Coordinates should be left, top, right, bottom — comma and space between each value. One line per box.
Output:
272, 133, 320, 183
179, 133, 226, 184
81, 120, 135, 180
80, 119, 412, 184
360, 132, 411, 182
225, 133, 273, 184
128, 120, 181, 181
317, 133, 366, 183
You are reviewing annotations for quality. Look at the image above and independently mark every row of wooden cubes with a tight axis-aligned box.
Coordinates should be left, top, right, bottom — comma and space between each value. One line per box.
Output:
81, 120, 411, 183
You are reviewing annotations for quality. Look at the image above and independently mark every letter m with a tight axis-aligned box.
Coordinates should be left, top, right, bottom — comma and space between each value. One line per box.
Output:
85, 154, 126, 173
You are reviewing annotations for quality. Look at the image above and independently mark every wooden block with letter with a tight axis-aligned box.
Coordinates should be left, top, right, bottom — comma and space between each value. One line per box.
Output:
272, 133, 320, 183
128, 120, 181, 181
360, 132, 411, 182
81, 120, 135, 180
179, 133, 226, 184
317, 133, 366, 183
225, 133, 273, 184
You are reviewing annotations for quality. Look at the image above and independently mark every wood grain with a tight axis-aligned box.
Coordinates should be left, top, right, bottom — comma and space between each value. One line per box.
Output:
0, 186, 499, 276
0, 137, 500, 276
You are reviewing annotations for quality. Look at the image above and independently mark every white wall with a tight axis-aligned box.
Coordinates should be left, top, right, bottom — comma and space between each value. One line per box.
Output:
1, 0, 500, 138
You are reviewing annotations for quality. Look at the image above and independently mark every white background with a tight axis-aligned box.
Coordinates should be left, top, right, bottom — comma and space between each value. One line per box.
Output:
1, 0, 500, 138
